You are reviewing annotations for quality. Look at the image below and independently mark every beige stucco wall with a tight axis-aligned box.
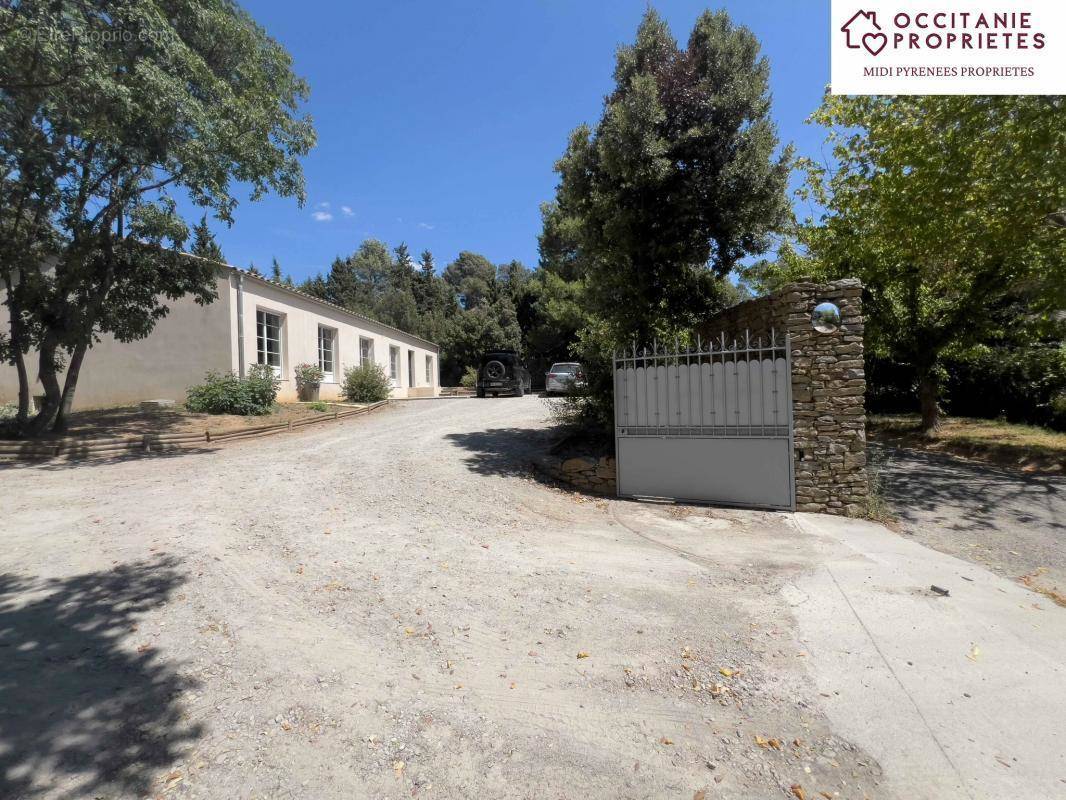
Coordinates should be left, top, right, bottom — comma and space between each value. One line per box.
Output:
229, 273, 440, 402
0, 273, 232, 410
0, 266, 440, 411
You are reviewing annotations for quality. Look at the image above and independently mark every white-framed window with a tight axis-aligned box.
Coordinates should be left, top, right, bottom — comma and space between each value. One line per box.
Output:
318, 325, 337, 382
256, 309, 283, 376
389, 345, 400, 383
425, 355, 433, 385
360, 336, 374, 366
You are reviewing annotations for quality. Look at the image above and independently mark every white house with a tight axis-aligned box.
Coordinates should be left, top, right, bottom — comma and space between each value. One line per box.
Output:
0, 263, 440, 410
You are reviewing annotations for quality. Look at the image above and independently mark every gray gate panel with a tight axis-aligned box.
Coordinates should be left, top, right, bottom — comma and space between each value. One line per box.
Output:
617, 437, 793, 510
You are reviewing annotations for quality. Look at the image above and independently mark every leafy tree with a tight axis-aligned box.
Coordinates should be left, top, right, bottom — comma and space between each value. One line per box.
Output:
419, 249, 435, 282
438, 299, 521, 384
763, 94, 1066, 432
540, 8, 790, 424
0, 0, 315, 433
521, 271, 588, 366
191, 216, 226, 264
350, 239, 394, 300
545, 9, 791, 346
443, 251, 496, 309
247, 262, 263, 278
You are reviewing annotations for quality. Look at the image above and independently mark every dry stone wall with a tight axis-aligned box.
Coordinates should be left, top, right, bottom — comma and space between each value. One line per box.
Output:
697, 279, 867, 515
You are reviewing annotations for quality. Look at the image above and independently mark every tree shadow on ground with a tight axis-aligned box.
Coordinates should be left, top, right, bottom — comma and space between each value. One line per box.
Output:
0, 446, 219, 473
444, 426, 558, 479
869, 443, 1064, 533
0, 557, 202, 799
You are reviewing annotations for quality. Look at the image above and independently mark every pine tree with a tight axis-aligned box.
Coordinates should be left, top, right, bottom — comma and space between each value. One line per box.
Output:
420, 249, 435, 281
271, 257, 283, 282
190, 215, 225, 264
546, 9, 791, 344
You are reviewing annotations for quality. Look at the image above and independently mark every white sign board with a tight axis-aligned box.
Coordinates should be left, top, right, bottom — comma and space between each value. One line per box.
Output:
831, 0, 1066, 94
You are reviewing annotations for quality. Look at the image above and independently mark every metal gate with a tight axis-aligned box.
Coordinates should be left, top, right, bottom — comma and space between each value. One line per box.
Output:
613, 330, 794, 511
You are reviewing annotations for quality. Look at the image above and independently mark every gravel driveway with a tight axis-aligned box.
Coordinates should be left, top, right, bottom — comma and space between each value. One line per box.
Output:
1, 398, 883, 800
2, 399, 1063, 799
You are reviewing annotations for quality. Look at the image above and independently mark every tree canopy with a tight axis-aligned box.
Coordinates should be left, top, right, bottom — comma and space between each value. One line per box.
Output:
1, 0, 315, 433
544, 9, 791, 345
537, 8, 790, 426
757, 94, 1066, 431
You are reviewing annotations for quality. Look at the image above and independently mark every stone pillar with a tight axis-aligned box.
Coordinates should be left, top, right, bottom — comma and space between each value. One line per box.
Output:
784, 280, 867, 514
697, 278, 867, 515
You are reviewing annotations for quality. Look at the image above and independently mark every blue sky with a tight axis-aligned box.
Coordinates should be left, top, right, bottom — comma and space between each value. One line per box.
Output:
198, 1, 831, 281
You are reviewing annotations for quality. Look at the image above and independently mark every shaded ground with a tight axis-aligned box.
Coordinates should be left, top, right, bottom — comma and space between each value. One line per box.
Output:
3, 398, 1064, 798
1, 397, 884, 799
870, 442, 1066, 602
1, 402, 352, 442
869, 414, 1066, 474
0, 559, 201, 799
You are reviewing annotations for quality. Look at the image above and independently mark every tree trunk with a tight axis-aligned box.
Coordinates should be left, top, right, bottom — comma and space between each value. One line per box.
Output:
52, 342, 87, 433
2, 278, 31, 430
26, 337, 63, 436
13, 350, 30, 427
917, 365, 940, 435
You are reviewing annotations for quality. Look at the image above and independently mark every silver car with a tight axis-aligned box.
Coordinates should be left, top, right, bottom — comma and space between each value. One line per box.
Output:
545, 362, 585, 395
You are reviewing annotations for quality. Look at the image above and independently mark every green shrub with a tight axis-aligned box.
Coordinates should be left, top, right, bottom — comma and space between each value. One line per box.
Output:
459, 365, 478, 388
294, 362, 324, 390
186, 364, 280, 415
341, 362, 392, 403
308, 401, 328, 412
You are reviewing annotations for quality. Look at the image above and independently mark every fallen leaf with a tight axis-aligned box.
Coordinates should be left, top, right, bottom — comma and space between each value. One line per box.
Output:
790, 785, 807, 800
577, 651, 590, 659
693, 791, 706, 800
404, 627, 415, 635
393, 760, 405, 777
966, 644, 981, 662
754, 736, 781, 749
660, 736, 674, 745
719, 667, 734, 678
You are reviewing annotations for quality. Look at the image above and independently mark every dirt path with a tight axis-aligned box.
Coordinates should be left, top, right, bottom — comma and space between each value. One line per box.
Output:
1, 397, 886, 799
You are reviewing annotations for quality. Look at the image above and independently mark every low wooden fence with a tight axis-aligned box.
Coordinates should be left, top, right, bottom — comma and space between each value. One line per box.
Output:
0, 401, 390, 463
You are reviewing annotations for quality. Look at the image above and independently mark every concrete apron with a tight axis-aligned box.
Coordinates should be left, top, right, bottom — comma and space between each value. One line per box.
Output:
792, 513, 1066, 800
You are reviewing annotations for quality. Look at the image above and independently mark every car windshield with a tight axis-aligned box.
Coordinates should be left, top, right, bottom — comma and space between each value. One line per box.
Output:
550, 364, 577, 374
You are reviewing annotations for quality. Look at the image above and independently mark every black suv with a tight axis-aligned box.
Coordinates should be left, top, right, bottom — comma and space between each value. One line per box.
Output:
476, 351, 532, 398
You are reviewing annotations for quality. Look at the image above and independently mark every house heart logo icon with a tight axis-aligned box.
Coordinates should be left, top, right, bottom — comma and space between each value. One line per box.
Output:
862, 32, 887, 56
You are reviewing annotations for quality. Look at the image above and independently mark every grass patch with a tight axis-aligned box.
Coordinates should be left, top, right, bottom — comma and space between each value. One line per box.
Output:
869, 414, 1065, 473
